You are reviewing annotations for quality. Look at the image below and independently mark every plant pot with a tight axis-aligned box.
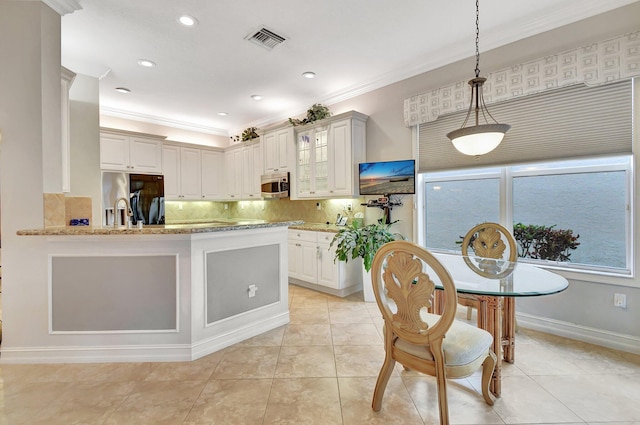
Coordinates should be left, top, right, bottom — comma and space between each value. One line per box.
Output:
362, 264, 375, 302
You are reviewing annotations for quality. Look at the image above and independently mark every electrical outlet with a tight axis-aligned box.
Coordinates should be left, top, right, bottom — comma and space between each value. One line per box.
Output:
614, 293, 627, 308
224, 203, 228, 210
316, 202, 321, 211
347, 203, 353, 211
248, 284, 258, 298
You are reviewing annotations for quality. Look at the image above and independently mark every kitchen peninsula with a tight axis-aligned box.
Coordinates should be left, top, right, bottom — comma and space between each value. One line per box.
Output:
6, 220, 300, 364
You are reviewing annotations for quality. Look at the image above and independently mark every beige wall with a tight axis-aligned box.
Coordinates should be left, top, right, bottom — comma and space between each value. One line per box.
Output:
68, 74, 102, 224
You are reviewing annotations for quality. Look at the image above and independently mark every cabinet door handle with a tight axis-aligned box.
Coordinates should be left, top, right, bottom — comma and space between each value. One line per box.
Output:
316, 247, 320, 259
274, 168, 279, 171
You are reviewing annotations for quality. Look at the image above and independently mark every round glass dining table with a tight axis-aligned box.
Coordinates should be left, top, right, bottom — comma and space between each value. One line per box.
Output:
431, 252, 569, 396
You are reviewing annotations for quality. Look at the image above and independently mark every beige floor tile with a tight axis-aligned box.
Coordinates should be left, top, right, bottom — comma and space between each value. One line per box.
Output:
534, 373, 640, 422
334, 345, 389, 377
103, 380, 206, 425
331, 323, 383, 346
403, 375, 503, 424
339, 376, 425, 425
263, 377, 343, 425
1, 381, 70, 409
27, 381, 135, 424
289, 306, 330, 324
145, 360, 217, 381
183, 379, 271, 424
235, 325, 286, 346
71, 362, 156, 382
275, 345, 337, 378
491, 375, 583, 423
329, 303, 373, 324
513, 343, 586, 376
283, 323, 333, 346
212, 346, 280, 379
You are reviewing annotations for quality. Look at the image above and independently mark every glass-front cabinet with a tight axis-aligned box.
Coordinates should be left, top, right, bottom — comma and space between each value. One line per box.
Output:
293, 111, 367, 199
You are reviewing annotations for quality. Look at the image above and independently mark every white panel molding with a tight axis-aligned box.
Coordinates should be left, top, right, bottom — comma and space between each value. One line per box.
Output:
0, 311, 289, 364
404, 31, 640, 126
517, 312, 640, 355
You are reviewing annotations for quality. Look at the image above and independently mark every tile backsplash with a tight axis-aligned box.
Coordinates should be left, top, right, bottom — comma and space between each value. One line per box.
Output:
165, 198, 366, 225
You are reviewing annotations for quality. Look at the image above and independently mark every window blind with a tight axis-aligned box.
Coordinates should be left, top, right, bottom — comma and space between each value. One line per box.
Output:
418, 80, 632, 172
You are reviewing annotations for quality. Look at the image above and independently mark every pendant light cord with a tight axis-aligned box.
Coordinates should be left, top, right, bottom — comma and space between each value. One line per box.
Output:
475, 0, 480, 78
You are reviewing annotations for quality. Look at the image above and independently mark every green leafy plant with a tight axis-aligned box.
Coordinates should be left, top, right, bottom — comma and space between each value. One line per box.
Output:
230, 126, 259, 143
512, 223, 580, 262
288, 103, 331, 126
330, 218, 402, 272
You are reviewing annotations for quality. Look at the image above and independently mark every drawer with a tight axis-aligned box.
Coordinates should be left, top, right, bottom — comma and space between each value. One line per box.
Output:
288, 230, 317, 242
317, 232, 337, 244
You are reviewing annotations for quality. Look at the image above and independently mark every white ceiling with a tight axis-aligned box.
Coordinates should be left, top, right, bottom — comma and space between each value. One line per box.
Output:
61, 0, 638, 137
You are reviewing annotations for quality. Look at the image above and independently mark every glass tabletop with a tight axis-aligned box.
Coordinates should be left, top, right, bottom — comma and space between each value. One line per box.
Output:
432, 252, 569, 297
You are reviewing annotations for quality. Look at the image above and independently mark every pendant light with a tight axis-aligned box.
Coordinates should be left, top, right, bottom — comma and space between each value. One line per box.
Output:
447, 0, 510, 156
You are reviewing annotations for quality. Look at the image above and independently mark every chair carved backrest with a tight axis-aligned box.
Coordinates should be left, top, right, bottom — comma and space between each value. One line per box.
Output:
372, 241, 458, 346
462, 222, 517, 262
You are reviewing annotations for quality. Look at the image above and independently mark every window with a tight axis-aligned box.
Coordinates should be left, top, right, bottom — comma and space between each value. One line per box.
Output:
423, 156, 632, 275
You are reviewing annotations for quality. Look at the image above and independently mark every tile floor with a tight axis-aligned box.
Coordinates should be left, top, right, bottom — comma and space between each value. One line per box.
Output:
1, 284, 639, 424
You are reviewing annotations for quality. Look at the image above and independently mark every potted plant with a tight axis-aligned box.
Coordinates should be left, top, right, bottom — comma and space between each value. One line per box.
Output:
288, 103, 331, 126
230, 126, 260, 143
330, 218, 403, 301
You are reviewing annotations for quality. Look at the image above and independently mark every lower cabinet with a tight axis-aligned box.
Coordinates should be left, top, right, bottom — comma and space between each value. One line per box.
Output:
288, 229, 362, 297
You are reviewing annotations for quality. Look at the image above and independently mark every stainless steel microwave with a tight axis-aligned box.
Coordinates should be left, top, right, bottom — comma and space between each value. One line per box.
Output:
261, 172, 289, 199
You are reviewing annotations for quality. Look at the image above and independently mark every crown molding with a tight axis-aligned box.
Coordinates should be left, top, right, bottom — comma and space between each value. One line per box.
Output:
42, 0, 82, 16
100, 106, 229, 137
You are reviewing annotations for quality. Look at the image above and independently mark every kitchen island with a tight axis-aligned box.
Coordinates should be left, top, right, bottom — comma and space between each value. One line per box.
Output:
4, 220, 300, 364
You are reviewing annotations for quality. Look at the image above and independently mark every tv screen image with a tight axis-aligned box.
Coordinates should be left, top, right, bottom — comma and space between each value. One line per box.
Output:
359, 159, 416, 195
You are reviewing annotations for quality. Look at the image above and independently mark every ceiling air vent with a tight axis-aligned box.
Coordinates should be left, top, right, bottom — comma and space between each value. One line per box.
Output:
247, 27, 286, 50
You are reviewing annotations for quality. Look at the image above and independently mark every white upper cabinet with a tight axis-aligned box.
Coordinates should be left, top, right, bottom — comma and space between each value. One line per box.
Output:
242, 142, 262, 199
224, 147, 243, 200
163, 144, 224, 200
201, 150, 225, 200
263, 127, 294, 174
293, 111, 367, 199
100, 129, 164, 174
225, 141, 262, 200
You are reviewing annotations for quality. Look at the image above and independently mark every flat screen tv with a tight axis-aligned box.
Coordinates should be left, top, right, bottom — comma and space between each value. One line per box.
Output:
358, 159, 416, 195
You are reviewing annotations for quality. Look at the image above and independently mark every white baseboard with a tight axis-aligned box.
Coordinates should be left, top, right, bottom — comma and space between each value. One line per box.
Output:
191, 312, 289, 360
517, 312, 640, 355
0, 312, 290, 364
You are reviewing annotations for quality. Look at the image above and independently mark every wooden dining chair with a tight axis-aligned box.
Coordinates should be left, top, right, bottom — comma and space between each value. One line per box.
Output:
371, 241, 496, 425
458, 222, 518, 321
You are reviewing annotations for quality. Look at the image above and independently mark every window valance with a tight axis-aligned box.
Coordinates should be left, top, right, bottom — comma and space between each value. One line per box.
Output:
404, 31, 639, 127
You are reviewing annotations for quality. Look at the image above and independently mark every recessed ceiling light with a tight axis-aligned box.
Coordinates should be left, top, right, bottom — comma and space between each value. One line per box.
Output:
115, 87, 131, 93
217, 112, 228, 116
137, 59, 156, 68
251, 95, 263, 101
302, 71, 316, 79
178, 15, 198, 27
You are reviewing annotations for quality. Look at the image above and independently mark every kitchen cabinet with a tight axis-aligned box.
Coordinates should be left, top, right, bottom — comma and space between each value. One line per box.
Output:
225, 141, 262, 200
242, 142, 262, 199
224, 148, 243, 199
263, 126, 294, 174
100, 129, 164, 173
201, 150, 225, 200
163, 144, 224, 200
293, 111, 367, 199
288, 229, 362, 296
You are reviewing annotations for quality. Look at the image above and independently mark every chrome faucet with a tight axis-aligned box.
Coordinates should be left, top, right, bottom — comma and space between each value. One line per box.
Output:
113, 196, 132, 227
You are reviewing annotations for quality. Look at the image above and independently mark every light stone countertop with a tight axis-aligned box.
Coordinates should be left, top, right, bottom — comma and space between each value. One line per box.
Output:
288, 223, 344, 233
17, 220, 303, 236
